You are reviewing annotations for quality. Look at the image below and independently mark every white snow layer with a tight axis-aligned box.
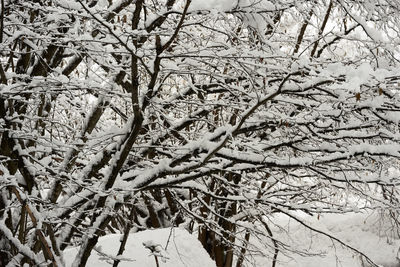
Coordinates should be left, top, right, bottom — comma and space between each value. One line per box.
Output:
63, 212, 400, 267
64, 227, 216, 267
255, 212, 400, 267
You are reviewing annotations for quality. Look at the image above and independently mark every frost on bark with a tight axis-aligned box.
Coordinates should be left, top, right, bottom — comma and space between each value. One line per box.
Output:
0, 0, 400, 266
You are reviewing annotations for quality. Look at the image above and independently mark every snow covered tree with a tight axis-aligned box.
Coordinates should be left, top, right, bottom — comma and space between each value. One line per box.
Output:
0, 0, 400, 266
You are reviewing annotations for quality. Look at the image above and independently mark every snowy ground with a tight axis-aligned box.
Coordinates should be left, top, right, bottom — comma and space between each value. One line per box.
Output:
64, 227, 215, 267
251, 212, 400, 267
64, 212, 400, 267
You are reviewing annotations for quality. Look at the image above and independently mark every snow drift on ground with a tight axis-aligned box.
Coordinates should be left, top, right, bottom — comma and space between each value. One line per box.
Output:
64, 227, 216, 267
252, 212, 400, 267
64, 212, 400, 267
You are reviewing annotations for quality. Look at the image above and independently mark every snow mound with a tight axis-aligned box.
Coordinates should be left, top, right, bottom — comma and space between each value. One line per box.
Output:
254, 212, 400, 267
64, 228, 216, 267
